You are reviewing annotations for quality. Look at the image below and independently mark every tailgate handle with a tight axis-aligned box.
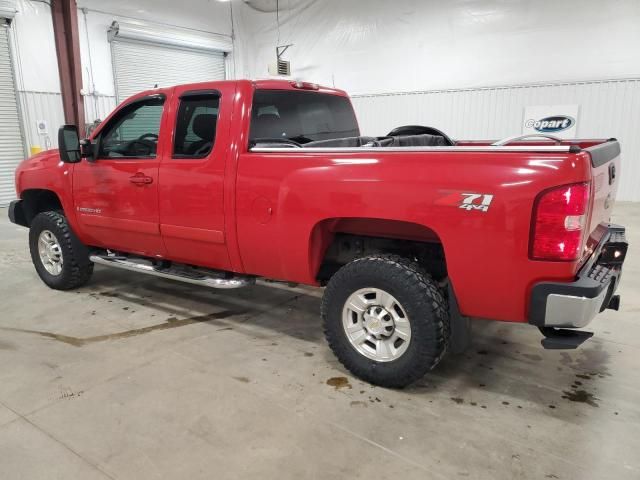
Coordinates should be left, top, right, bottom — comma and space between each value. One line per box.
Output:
129, 173, 153, 185
608, 163, 616, 184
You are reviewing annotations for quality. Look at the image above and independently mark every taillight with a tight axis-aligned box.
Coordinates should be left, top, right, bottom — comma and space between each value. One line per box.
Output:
530, 182, 590, 261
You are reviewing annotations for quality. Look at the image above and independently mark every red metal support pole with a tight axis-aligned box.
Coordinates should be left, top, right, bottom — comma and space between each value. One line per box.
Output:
51, 0, 85, 136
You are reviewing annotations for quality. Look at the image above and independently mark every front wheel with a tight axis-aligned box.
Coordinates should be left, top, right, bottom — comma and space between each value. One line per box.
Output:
321, 255, 449, 388
29, 211, 94, 290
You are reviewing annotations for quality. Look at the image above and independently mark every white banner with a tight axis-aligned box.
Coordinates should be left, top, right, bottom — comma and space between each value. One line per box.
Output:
523, 104, 579, 139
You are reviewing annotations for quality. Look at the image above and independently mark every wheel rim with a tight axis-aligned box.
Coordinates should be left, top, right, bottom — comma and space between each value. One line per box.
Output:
38, 230, 63, 276
342, 288, 411, 362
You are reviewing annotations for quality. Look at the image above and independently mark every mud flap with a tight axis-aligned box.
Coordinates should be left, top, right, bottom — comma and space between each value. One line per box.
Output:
448, 283, 472, 354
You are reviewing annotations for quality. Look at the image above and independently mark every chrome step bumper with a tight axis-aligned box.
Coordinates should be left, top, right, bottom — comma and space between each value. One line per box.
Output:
529, 224, 627, 329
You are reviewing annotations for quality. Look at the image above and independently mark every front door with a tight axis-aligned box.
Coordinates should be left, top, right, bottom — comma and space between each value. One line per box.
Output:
73, 94, 167, 257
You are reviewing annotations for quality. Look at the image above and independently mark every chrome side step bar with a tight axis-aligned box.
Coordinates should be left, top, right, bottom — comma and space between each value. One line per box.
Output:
89, 254, 255, 289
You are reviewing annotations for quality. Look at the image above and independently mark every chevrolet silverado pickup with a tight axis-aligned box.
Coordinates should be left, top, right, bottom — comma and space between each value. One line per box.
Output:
9, 79, 628, 387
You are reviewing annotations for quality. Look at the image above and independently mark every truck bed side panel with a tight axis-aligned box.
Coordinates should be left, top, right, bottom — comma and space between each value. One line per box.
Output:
235, 150, 592, 323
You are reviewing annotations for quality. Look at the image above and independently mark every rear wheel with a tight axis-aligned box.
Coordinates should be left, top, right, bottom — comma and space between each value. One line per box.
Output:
322, 254, 449, 388
29, 211, 94, 290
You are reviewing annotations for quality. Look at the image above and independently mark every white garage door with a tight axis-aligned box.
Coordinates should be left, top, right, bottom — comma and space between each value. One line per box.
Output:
111, 39, 226, 103
0, 24, 25, 206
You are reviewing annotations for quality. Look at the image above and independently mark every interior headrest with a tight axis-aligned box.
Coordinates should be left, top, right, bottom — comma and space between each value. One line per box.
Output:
257, 113, 280, 120
252, 113, 286, 139
192, 114, 217, 140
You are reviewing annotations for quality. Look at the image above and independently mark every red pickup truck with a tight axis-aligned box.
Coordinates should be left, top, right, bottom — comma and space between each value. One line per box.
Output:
9, 79, 628, 387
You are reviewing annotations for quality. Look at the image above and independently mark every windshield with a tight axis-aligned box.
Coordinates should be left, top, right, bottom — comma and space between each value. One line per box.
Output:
249, 89, 359, 145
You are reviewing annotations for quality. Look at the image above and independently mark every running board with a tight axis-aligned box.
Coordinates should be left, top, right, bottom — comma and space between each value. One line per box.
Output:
89, 254, 255, 289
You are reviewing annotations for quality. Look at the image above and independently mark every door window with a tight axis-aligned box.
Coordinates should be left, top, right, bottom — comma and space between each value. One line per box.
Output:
173, 92, 220, 158
98, 96, 165, 159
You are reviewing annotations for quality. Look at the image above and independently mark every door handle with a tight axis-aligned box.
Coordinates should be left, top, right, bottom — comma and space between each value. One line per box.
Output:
129, 173, 153, 186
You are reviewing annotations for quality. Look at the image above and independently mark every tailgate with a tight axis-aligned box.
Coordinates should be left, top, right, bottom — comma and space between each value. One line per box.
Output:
585, 139, 621, 246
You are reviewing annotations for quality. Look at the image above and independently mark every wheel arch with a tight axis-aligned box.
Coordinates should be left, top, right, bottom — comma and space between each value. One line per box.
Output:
20, 189, 64, 226
308, 217, 448, 284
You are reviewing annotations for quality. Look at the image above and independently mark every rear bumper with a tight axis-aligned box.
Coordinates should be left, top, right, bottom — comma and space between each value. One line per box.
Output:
8, 200, 28, 227
529, 225, 627, 328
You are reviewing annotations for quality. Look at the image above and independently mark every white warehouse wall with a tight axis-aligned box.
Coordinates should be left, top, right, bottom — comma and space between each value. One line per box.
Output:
234, 0, 640, 201
235, 0, 640, 93
8, 0, 234, 151
9, 0, 63, 152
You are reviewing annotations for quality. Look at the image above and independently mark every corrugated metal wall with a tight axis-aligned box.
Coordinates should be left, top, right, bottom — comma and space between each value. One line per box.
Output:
16, 91, 64, 151
16, 91, 116, 151
84, 94, 117, 125
351, 78, 640, 202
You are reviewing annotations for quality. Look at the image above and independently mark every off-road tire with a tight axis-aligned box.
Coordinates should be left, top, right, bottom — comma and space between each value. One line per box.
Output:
322, 254, 449, 388
29, 211, 94, 290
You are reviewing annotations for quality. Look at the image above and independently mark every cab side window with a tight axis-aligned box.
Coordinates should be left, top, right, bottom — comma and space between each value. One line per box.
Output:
173, 92, 220, 158
99, 96, 165, 159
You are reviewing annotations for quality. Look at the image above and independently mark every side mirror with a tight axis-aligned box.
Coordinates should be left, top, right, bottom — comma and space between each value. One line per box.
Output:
58, 125, 81, 163
80, 139, 98, 162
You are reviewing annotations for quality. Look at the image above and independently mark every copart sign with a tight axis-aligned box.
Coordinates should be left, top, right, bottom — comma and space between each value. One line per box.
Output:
522, 104, 579, 139
525, 116, 574, 132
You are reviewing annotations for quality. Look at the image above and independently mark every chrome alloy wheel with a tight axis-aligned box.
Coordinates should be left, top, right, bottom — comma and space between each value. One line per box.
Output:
342, 288, 411, 362
38, 230, 63, 276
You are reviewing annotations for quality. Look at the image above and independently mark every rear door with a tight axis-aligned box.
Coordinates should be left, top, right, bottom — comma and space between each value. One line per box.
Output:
157, 83, 235, 270
73, 94, 168, 257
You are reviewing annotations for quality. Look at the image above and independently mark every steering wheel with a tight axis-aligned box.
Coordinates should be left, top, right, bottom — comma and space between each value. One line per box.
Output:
127, 133, 159, 156
386, 125, 456, 146
138, 133, 159, 142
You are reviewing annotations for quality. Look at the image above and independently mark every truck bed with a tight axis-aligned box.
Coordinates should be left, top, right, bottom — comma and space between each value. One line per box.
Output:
242, 137, 620, 322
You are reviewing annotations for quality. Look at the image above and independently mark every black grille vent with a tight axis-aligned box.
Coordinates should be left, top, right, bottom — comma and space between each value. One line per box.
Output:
277, 59, 290, 76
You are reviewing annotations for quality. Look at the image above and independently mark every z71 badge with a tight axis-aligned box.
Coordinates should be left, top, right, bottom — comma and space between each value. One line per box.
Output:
436, 192, 494, 213
459, 193, 494, 212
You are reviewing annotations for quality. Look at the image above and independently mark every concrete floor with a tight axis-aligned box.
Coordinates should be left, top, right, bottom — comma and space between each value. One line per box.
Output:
0, 204, 638, 480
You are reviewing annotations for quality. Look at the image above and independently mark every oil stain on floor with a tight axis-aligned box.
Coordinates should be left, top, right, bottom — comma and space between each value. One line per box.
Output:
562, 389, 599, 407
0, 309, 243, 347
326, 377, 352, 390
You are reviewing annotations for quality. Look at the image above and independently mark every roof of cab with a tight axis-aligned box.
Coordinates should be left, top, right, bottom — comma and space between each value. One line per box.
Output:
128, 79, 348, 101
252, 79, 349, 97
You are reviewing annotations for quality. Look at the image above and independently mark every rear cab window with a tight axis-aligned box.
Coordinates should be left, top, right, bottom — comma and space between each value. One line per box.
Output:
249, 90, 359, 146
